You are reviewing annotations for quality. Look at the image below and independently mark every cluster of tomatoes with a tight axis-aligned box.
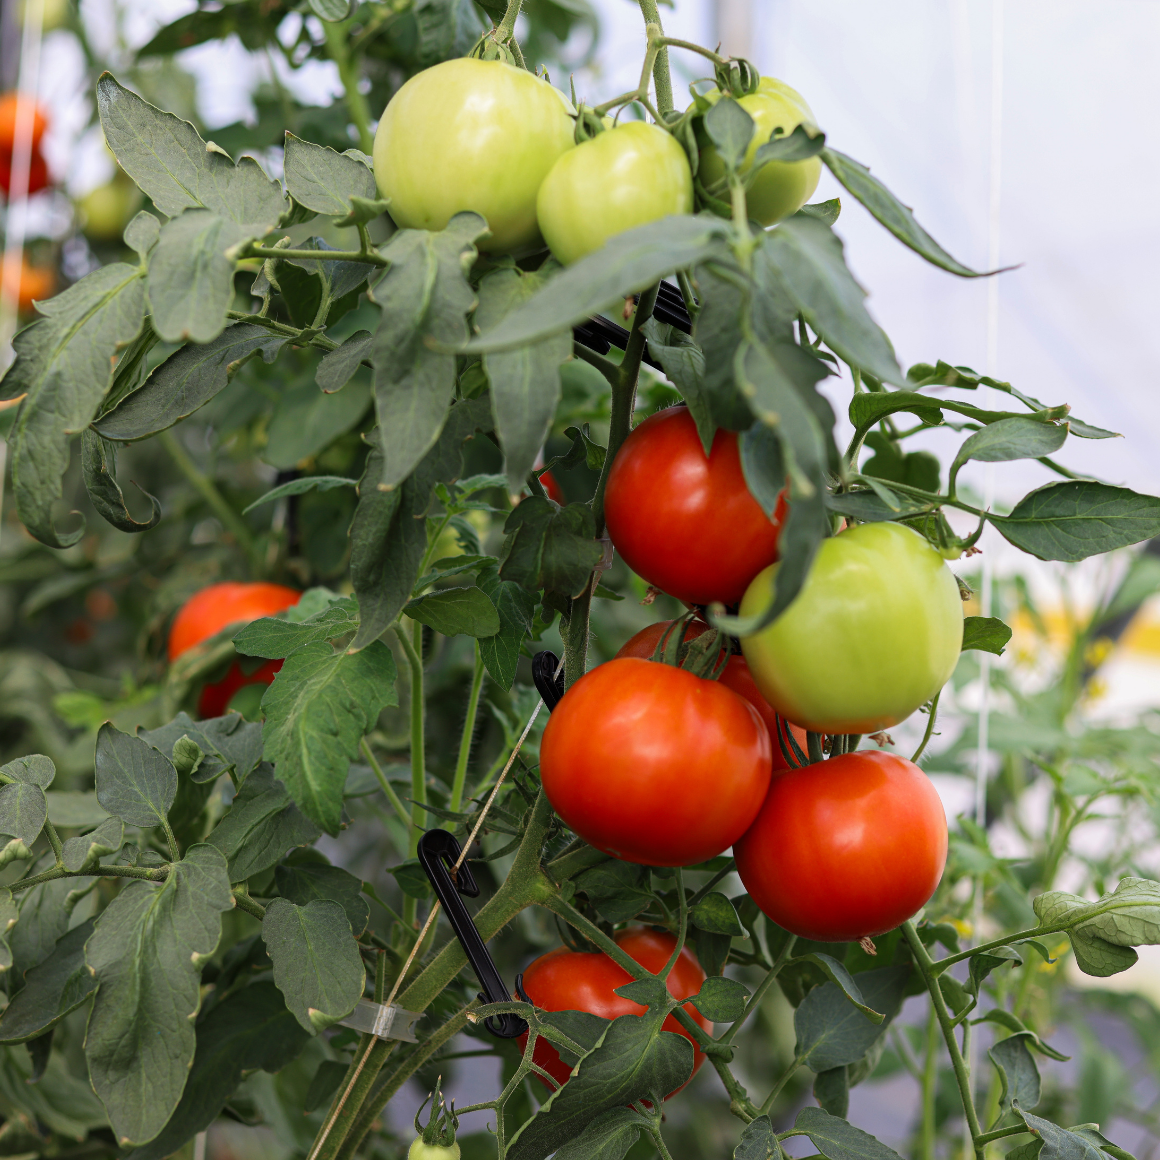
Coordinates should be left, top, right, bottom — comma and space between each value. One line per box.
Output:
372, 58, 822, 264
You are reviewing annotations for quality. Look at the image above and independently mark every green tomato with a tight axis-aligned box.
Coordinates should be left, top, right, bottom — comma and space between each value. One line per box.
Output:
699, 77, 822, 225
536, 121, 693, 265
407, 1141, 460, 1160
373, 58, 575, 254
739, 521, 963, 733
79, 177, 142, 241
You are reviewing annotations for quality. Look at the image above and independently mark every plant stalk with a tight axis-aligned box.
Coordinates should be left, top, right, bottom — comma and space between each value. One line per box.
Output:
636, 0, 673, 114
322, 20, 375, 154
449, 645, 486, 815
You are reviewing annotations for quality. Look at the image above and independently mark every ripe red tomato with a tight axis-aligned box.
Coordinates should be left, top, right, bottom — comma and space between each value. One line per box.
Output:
168, 582, 301, 719
615, 619, 807, 769
735, 750, 948, 941
0, 93, 49, 151
540, 657, 771, 866
0, 147, 49, 197
540, 469, 564, 504
518, 928, 710, 1093
603, 406, 786, 606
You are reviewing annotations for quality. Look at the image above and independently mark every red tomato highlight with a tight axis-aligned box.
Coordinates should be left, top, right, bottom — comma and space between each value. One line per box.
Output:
518, 928, 710, 1093
168, 582, 301, 718
735, 750, 948, 941
540, 657, 772, 866
603, 406, 786, 605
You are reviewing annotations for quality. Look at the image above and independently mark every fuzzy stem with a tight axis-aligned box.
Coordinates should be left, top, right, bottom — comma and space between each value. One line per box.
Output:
449, 645, 486, 815
636, 0, 673, 113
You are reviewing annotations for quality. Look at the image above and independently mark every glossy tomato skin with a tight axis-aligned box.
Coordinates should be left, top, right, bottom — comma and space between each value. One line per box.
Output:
540, 657, 772, 866
540, 469, 564, 504
536, 122, 693, 265
518, 928, 710, 1093
407, 1143, 459, 1160
699, 78, 821, 226
604, 406, 786, 606
373, 59, 574, 254
735, 750, 948, 940
0, 93, 50, 150
740, 522, 963, 733
168, 582, 301, 718
615, 620, 806, 769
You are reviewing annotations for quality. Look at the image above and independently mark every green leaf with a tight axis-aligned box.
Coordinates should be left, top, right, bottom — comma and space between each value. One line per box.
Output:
794, 1105, 907, 1160
0, 889, 17, 974
81, 430, 162, 533
44, 792, 110, 828
499, 496, 603, 600
405, 586, 501, 638
1033, 877, 1160, 977
206, 763, 321, 882
336, 194, 392, 228
991, 482, 1160, 563
390, 858, 433, 900
0, 755, 55, 788
0, 262, 146, 547
795, 953, 886, 1023
261, 898, 364, 1033
138, 712, 264, 785
123, 982, 311, 1160
97, 73, 285, 230
244, 474, 357, 514
465, 216, 731, 353
274, 862, 369, 937
973, 1008, 1069, 1061
95, 323, 287, 442
235, 596, 360, 659
95, 722, 177, 829
821, 148, 989, 278
125, 209, 160, 260
990, 1033, 1042, 1113
349, 397, 492, 650
762, 216, 903, 385
61, 816, 125, 873
146, 209, 250, 344
373, 214, 487, 491
734, 1116, 779, 1159
316, 329, 373, 394
690, 975, 749, 1022
507, 1011, 694, 1160
283, 132, 376, 216
85, 843, 233, 1146
691, 261, 760, 437
1014, 1111, 1106, 1160
814, 1066, 850, 1118
794, 965, 909, 1072
552, 1107, 648, 1160
690, 891, 744, 936
0, 783, 46, 848
642, 319, 721, 454
261, 640, 398, 834
477, 266, 571, 494
824, 489, 931, 523
752, 122, 827, 169
476, 561, 535, 691
797, 198, 842, 227
572, 860, 652, 924
740, 422, 786, 517
307, 0, 354, 20
952, 416, 1068, 478
0, 919, 97, 1043
264, 377, 371, 470
705, 98, 757, 172
963, 616, 1011, 655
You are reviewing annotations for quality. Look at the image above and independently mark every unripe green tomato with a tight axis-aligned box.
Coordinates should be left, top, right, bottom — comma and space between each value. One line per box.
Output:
536, 121, 693, 265
79, 178, 141, 241
407, 1141, 459, 1160
699, 77, 821, 225
373, 59, 574, 254
739, 522, 963, 733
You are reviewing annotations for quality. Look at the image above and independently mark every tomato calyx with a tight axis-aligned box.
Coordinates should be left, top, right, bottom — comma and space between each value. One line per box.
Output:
650, 610, 731, 680
469, 32, 518, 67
713, 57, 762, 98
414, 1077, 458, 1150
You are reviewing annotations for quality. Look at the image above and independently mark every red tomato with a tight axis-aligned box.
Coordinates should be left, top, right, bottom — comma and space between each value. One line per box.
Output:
0, 93, 50, 151
735, 750, 948, 941
603, 406, 786, 606
518, 928, 710, 1093
0, 147, 50, 197
540, 469, 564, 504
540, 657, 772, 866
168, 582, 301, 719
615, 619, 808, 769
0, 254, 54, 313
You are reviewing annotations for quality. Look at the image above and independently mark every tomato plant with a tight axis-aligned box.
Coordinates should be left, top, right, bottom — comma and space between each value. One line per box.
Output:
736, 750, 949, 941
536, 121, 693, 264
604, 405, 787, 605
741, 522, 964, 733
373, 58, 574, 253
519, 928, 709, 1092
2, 2, 1160, 1159
168, 582, 301, 718
541, 657, 771, 865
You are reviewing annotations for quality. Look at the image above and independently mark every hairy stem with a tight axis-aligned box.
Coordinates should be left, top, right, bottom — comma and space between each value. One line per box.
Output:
395, 621, 426, 859
920, 1001, 939, 1160
232, 888, 266, 920
911, 691, 941, 763
494, 0, 524, 41
636, 1, 673, 114
758, 1055, 802, 1116
449, 645, 486, 815
360, 738, 410, 831
11, 864, 167, 893
719, 933, 796, 1045
243, 243, 386, 267
43, 820, 64, 867
902, 921, 983, 1157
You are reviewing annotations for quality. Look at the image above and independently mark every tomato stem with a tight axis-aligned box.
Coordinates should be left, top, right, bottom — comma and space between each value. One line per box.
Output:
360, 737, 411, 841
493, 0, 525, 45
658, 868, 688, 979
322, 19, 375, 155
717, 932, 796, 1046
401, 619, 427, 860
806, 731, 824, 764
910, 691, 942, 763
636, 4, 674, 114
756, 1053, 802, 1116
448, 645, 486, 816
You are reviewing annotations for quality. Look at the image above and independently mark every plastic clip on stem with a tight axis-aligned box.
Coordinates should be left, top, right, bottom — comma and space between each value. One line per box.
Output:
416, 829, 529, 1038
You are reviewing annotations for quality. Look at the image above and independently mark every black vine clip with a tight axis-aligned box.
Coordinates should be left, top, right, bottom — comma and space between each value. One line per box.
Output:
416, 829, 528, 1039
532, 650, 566, 711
